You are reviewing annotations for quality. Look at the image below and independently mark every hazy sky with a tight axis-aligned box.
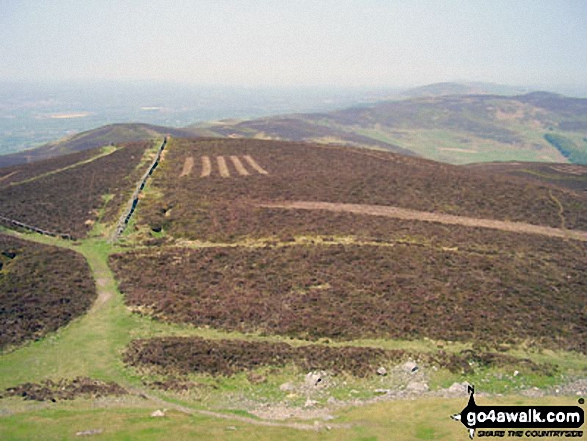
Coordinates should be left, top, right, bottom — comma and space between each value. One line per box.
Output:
1, 0, 585, 88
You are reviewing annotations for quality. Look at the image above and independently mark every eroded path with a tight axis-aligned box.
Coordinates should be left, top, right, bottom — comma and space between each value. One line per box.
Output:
259, 200, 587, 242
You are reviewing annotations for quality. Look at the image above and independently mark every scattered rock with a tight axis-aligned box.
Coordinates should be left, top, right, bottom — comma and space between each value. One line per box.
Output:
446, 382, 470, 396
402, 361, 419, 373
513, 370, 519, 377
76, 429, 103, 436
305, 371, 326, 388
225, 426, 237, 431
326, 397, 338, 405
406, 381, 428, 394
150, 409, 166, 417
374, 389, 391, 394
520, 387, 543, 398
304, 399, 318, 408
376, 367, 387, 376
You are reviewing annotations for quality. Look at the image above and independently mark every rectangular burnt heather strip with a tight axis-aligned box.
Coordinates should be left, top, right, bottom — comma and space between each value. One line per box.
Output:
180, 157, 194, 177
243, 155, 268, 175
200, 156, 211, 177
230, 156, 250, 176
217, 156, 230, 178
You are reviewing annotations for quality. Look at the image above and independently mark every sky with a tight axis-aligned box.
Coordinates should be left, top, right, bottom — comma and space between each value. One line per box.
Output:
0, 0, 586, 89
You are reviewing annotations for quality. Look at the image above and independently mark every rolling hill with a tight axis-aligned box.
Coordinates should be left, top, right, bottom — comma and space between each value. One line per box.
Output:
0, 123, 199, 168
193, 91, 587, 165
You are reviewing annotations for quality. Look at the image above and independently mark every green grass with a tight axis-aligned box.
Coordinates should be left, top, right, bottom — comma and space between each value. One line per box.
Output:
0, 407, 320, 441
3, 396, 581, 441
353, 128, 565, 164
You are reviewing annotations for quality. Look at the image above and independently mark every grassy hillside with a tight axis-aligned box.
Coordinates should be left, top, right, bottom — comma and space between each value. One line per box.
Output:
194, 92, 587, 165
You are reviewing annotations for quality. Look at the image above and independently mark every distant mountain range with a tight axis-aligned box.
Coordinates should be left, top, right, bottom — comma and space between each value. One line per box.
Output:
2, 83, 586, 167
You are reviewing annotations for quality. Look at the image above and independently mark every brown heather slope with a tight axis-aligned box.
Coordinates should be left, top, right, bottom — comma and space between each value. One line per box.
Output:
110, 137, 587, 355
0, 147, 103, 188
0, 234, 96, 349
0, 141, 152, 238
0, 123, 197, 168
111, 239, 587, 353
466, 162, 587, 194
138, 138, 587, 243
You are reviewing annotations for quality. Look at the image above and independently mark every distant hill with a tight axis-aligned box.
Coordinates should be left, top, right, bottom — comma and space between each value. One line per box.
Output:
192, 90, 587, 165
395, 82, 529, 99
0, 123, 199, 168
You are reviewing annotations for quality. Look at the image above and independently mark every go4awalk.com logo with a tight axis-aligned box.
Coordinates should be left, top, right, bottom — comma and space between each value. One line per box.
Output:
451, 386, 585, 439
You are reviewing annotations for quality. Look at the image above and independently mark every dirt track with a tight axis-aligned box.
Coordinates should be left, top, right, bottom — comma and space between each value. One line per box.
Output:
259, 201, 587, 242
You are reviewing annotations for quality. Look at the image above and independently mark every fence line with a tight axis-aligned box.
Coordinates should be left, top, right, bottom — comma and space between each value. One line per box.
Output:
109, 137, 168, 242
0, 215, 73, 240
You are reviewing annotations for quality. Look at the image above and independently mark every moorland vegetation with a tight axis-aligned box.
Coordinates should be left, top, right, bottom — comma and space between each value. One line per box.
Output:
0, 234, 95, 349
0, 141, 153, 238
137, 138, 587, 244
